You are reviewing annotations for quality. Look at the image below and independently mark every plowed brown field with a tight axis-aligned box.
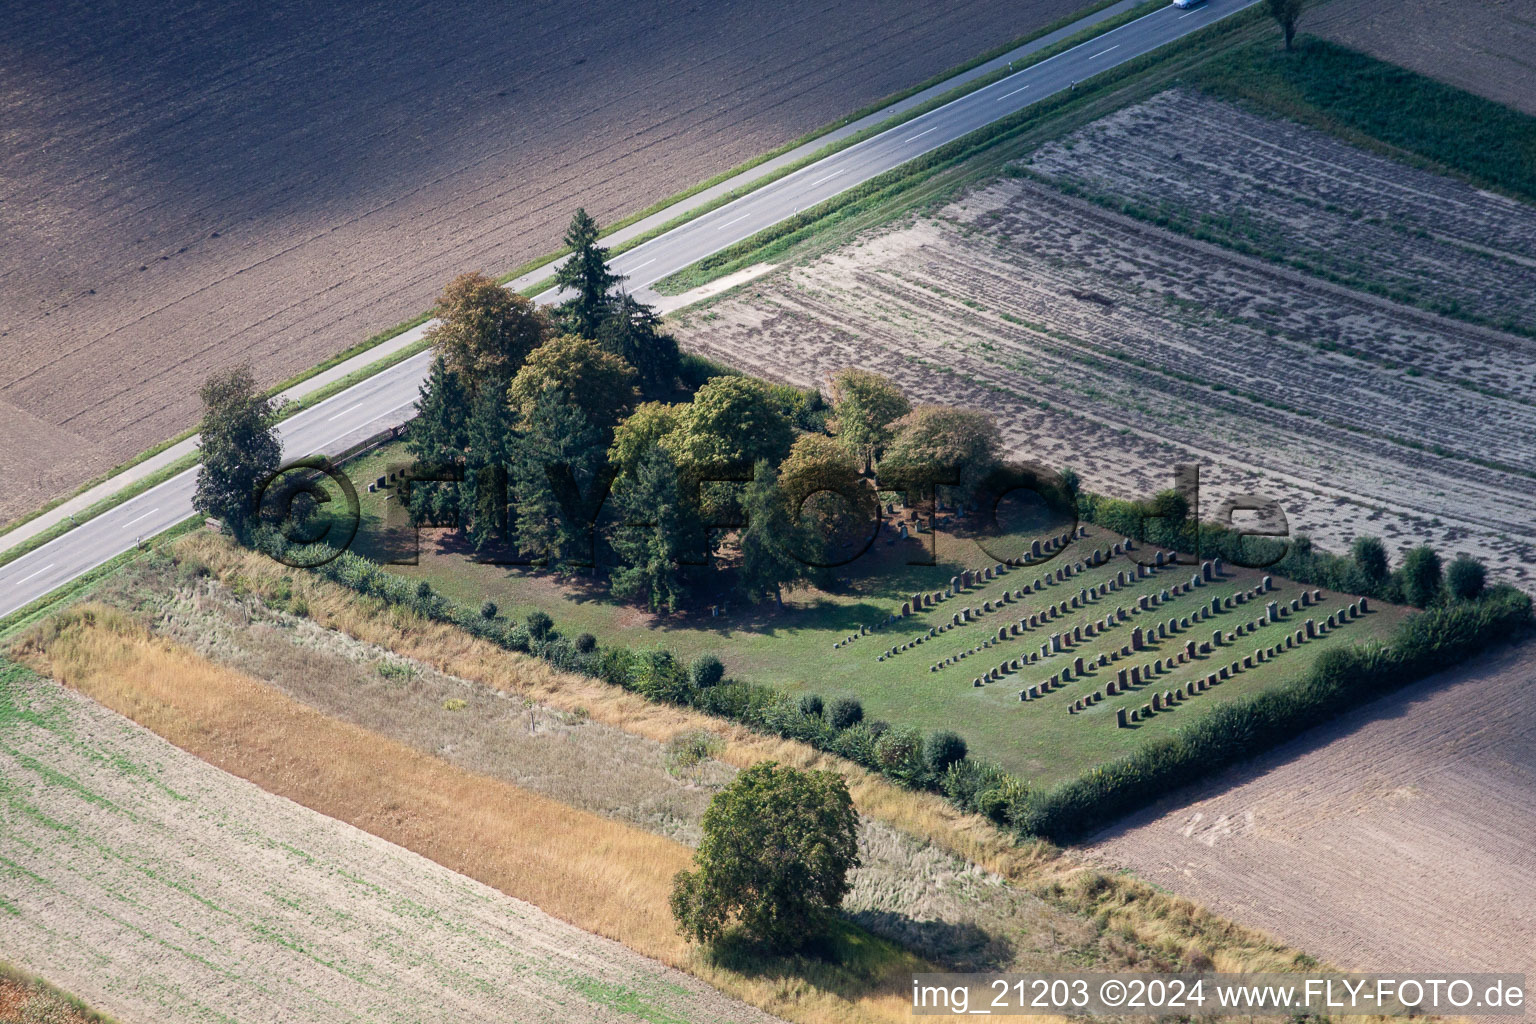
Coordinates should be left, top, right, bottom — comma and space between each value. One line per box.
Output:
1081, 642, 1536, 988
0, 0, 1090, 524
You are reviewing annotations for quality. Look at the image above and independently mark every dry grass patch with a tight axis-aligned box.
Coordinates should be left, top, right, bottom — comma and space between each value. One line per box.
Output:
14, 602, 927, 1024
167, 533, 1315, 974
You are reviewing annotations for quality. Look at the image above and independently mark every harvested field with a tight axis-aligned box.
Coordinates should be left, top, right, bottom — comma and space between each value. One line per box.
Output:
0, 664, 783, 1024
1025, 89, 1536, 333
1081, 641, 1536, 991
672, 96, 1536, 588
0, 0, 1091, 524
1308, 0, 1536, 117
15, 609, 926, 1024
96, 559, 1097, 972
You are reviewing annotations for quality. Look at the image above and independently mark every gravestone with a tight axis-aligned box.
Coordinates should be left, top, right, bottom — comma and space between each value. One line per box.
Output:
1131, 627, 1144, 651
1305, 618, 1316, 639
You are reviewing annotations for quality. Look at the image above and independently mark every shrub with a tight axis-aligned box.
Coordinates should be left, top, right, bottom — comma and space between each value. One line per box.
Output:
631, 649, 691, 703
526, 609, 555, 640
1351, 535, 1389, 581
874, 727, 927, 787
479, 599, 498, 620
416, 580, 433, 599
689, 653, 725, 688
665, 730, 724, 775
575, 631, 598, 653
926, 730, 969, 774
670, 762, 859, 951
1398, 545, 1443, 607
828, 696, 864, 730
798, 693, 824, 718
1445, 556, 1486, 602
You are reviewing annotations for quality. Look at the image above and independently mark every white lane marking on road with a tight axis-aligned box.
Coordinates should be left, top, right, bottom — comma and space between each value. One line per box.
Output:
1179, 9, 1199, 16
328, 400, 368, 422
121, 508, 159, 529
1088, 44, 1120, 58
715, 212, 752, 230
17, 563, 54, 584
627, 258, 656, 270
997, 84, 1030, 101
809, 169, 844, 187
905, 126, 939, 142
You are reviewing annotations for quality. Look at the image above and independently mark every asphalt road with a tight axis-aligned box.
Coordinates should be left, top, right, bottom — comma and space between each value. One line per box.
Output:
0, 0, 1256, 619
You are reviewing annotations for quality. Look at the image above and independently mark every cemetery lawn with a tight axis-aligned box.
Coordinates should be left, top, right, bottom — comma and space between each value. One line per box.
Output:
340, 443, 1408, 787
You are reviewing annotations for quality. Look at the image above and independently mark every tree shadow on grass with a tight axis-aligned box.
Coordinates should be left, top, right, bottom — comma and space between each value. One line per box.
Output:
846, 909, 1015, 971
703, 918, 923, 1002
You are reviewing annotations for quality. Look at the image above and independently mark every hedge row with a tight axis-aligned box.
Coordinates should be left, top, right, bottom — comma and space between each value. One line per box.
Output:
1078, 490, 1416, 606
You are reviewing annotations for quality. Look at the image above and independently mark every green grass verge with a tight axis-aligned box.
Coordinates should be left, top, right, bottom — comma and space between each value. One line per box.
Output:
1192, 35, 1536, 204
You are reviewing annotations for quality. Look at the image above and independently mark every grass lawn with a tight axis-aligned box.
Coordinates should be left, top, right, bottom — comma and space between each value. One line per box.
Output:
329, 442, 1408, 786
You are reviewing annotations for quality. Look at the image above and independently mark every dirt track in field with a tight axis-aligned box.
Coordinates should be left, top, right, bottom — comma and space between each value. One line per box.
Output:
0, 0, 1088, 524
0, 669, 785, 1024
1080, 641, 1536, 986
1309, 0, 1536, 116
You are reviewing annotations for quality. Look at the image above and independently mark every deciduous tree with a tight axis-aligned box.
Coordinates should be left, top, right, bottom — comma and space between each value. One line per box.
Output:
1267, 0, 1304, 50
194, 366, 282, 537
670, 762, 859, 951
609, 402, 687, 480
878, 405, 1001, 496
429, 272, 550, 397
663, 376, 794, 473
777, 434, 877, 568
830, 369, 910, 469
508, 334, 640, 437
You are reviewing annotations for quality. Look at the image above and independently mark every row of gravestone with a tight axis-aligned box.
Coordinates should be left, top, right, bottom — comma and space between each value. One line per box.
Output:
832, 535, 1075, 652
970, 561, 1245, 683
927, 540, 1176, 672
993, 569, 1344, 696
874, 534, 1121, 662
1108, 598, 1367, 726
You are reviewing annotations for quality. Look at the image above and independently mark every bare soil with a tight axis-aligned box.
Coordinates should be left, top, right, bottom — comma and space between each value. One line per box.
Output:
0, 670, 783, 1024
0, 0, 1090, 525
1308, 0, 1536, 116
672, 93, 1536, 588
1080, 641, 1536, 988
